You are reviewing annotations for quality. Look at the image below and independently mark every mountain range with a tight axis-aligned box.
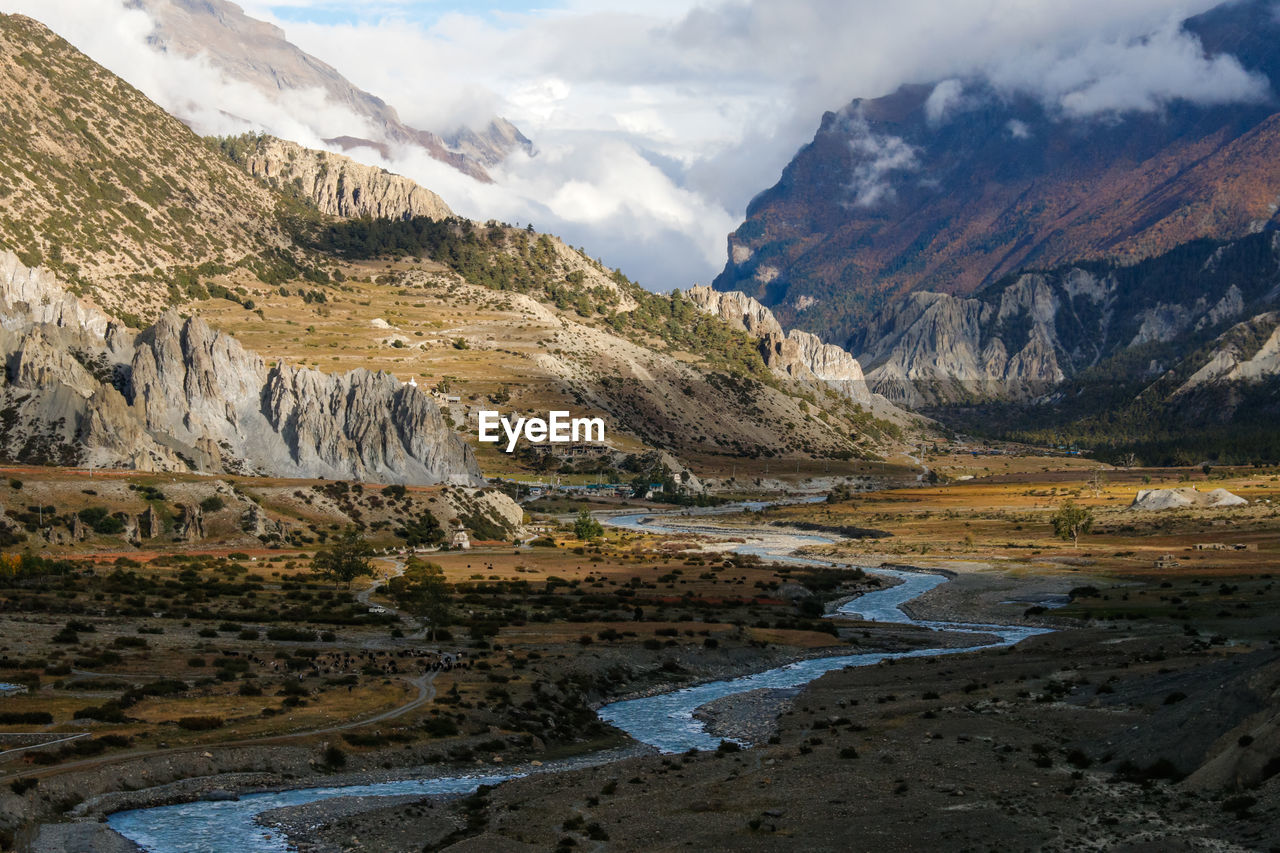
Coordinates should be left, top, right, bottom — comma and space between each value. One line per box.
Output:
0, 11, 915, 483
708, 0, 1280, 463
713, 0, 1280, 346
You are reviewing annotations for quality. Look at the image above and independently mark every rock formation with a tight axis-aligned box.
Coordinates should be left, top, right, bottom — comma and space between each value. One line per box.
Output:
241, 503, 280, 539
237, 137, 454, 221
1130, 487, 1248, 511
686, 286, 872, 404
852, 278, 1068, 407
175, 503, 203, 542
138, 505, 160, 539
0, 253, 481, 485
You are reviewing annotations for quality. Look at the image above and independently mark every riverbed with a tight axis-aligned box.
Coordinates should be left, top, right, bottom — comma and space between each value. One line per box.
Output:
108, 504, 1049, 851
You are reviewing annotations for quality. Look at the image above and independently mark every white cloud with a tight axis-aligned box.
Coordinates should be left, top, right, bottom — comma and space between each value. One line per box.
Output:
986, 20, 1269, 117
924, 79, 967, 126
841, 109, 920, 207
1006, 119, 1032, 139
0, 0, 1270, 291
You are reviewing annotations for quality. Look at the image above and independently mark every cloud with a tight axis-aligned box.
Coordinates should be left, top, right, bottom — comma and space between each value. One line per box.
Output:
1006, 119, 1032, 140
924, 79, 967, 126
1, 0, 1270, 291
840, 109, 920, 207
985, 20, 1270, 118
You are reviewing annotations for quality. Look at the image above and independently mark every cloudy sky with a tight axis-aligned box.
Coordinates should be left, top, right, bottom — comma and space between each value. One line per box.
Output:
1, 0, 1262, 290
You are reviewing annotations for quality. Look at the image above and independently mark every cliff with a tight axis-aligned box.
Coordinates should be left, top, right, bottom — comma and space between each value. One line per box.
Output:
0, 251, 479, 483
686, 285, 872, 404
235, 136, 454, 221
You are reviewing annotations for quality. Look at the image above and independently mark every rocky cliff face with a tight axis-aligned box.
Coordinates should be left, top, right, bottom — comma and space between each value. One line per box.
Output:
443, 118, 535, 169
855, 280, 1067, 406
237, 137, 453, 221
686, 285, 872, 404
852, 229, 1280, 407
0, 253, 479, 484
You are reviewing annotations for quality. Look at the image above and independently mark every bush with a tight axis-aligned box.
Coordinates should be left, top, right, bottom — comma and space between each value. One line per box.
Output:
176, 716, 224, 731
73, 703, 127, 723
9, 778, 37, 795
422, 716, 459, 737
322, 743, 347, 768
199, 496, 226, 513
0, 711, 53, 725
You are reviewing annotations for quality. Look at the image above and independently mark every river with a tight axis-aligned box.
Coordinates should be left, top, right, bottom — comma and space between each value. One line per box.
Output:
107, 504, 1049, 851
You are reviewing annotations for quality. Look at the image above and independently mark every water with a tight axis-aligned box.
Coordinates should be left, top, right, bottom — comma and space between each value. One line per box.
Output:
109, 502, 1048, 850
108, 772, 516, 853
598, 517, 1049, 752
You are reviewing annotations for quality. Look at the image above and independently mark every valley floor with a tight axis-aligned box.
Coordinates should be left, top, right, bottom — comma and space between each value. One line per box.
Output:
0, 459, 1277, 851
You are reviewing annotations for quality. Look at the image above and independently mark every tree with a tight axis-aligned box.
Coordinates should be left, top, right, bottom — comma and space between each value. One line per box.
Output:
312, 526, 374, 587
574, 508, 604, 541
388, 559, 452, 640
1052, 500, 1094, 548
1088, 468, 1108, 498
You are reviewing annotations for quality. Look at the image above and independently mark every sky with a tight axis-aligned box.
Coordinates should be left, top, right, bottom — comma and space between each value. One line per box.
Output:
0, 0, 1265, 291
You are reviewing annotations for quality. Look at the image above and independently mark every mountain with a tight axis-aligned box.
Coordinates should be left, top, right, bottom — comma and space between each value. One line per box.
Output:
852, 228, 1280, 464
0, 249, 480, 483
854, 229, 1280, 407
131, 0, 533, 182
0, 12, 922, 479
685, 285, 877, 407
713, 0, 1280, 347
0, 12, 292, 322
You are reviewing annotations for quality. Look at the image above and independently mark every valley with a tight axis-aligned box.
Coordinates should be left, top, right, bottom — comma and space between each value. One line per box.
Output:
0, 1, 1279, 850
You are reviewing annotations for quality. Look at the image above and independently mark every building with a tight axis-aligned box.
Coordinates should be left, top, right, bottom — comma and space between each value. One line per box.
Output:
450, 524, 471, 550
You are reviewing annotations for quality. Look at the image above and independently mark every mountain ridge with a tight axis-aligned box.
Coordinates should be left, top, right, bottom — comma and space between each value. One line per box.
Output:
131, 0, 533, 182
713, 0, 1280, 346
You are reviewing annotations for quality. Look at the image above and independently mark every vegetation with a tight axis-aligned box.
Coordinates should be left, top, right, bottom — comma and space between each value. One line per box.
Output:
387, 560, 453, 641
299, 216, 776, 380
573, 509, 604, 541
1053, 500, 1093, 547
311, 527, 375, 587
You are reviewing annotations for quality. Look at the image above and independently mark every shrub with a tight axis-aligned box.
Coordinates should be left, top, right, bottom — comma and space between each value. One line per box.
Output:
176, 716, 224, 731
422, 716, 459, 737
322, 743, 347, 768
9, 778, 37, 795
73, 703, 126, 723
199, 496, 226, 513
0, 711, 53, 725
